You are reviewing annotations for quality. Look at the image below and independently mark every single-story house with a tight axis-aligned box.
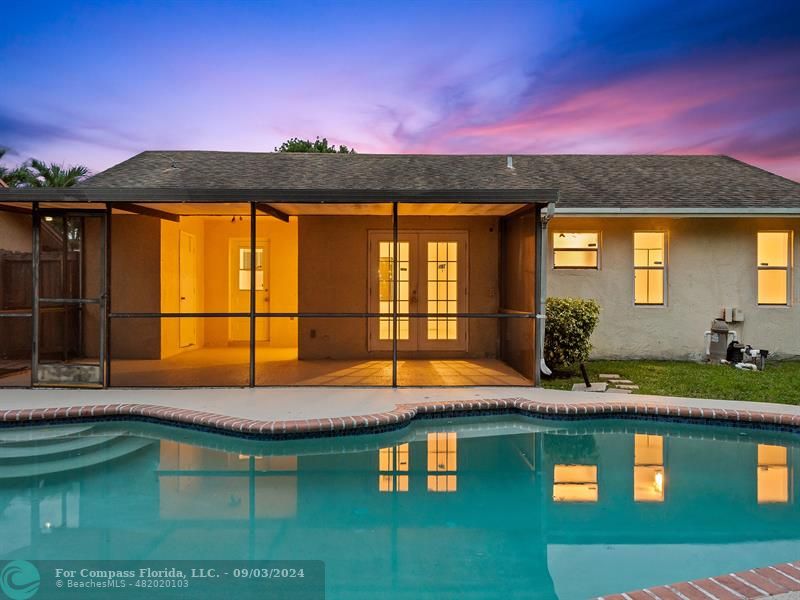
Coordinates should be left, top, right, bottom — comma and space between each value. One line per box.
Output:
0, 152, 797, 389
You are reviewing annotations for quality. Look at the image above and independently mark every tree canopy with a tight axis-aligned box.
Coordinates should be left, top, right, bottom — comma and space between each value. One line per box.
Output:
275, 137, 355, 154
0, 148, 89, 187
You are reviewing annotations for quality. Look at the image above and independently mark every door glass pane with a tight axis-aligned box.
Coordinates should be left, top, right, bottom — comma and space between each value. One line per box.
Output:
378, 241, 409, 341
426, 241, 458, 340
239, 247, 265, 291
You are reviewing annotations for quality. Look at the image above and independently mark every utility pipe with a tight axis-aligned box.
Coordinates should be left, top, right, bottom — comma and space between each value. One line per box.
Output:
535, 201, 556, 381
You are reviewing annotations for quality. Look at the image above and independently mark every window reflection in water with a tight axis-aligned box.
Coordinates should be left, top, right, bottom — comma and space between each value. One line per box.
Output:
378, 443, 409, 492
758, 444, 789, 504
634, 434, 665, 502
158, 441, 298, 519
553, 465, 598, 502
427, 432, 457, 492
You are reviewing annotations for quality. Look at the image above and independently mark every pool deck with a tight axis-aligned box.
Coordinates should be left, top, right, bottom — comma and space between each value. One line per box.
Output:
599, 559, 800, 599
1, 386, 800, 438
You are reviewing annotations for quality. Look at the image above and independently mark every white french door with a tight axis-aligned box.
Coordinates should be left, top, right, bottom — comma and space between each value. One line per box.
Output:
368, 231, 468, 352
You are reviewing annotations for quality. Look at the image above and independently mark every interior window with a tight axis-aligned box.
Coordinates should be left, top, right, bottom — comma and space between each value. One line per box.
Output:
757, 232, 791, 305
634, 232, 666, 305
553, 232, 599, 268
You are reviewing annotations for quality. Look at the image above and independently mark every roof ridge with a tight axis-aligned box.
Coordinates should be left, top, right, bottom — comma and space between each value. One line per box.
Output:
720, 155, 800, 187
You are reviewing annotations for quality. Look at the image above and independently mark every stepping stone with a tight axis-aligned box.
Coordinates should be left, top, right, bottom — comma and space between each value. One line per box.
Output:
599, 374, 620, 379
607, 388, 632, 394
571, 382, 608, 393
609, 379, 633, 384
616, 384, 639, 390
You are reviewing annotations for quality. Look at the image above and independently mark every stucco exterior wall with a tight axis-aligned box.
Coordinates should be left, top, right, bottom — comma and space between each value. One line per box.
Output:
298, 215, 500, 359
548, 216, 800, 360
109, 215, 161, 359
0, 213, 32, 253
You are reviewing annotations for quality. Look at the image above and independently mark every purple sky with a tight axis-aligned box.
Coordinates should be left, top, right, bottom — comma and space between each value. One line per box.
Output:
1, 0, 799, 180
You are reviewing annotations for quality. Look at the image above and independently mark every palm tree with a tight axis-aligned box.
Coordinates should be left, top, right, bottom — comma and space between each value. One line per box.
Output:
0, 148, 31, 187
24, 159, 89, 187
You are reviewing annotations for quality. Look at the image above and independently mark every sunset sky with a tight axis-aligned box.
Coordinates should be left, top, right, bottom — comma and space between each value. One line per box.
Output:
1, 0, 798, 180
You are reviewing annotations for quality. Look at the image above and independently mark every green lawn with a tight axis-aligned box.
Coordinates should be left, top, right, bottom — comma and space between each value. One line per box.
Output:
542, 360, 800, 404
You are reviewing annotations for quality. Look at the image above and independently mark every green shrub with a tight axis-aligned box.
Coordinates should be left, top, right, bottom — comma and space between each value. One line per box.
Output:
544, 297, 600, 373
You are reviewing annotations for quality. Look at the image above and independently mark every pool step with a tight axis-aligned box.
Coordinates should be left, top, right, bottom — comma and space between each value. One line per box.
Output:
0, 424, 95, 445
0, 433, 124, 460
0, 436, 155, 479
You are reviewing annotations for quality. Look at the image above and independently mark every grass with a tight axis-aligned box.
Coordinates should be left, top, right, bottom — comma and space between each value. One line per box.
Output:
542, 360, 800, 405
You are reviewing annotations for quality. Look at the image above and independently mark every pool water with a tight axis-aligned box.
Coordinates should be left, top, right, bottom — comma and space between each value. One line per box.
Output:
1, 415, 799, 599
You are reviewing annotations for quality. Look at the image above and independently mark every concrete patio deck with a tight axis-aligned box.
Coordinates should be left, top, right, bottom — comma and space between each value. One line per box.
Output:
1, 386, 800, 439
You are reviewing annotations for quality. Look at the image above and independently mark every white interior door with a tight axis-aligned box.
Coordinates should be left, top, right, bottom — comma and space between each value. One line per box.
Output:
179, 231, 198, 348
368, 231, 468, 352
229, 240, 269, 342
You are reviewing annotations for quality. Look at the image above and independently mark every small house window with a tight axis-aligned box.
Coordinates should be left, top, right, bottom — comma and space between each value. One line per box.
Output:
757, 232, 791, 305
239, 247, 264, 291
553, 232, 599, 268
634, 232, 666, 305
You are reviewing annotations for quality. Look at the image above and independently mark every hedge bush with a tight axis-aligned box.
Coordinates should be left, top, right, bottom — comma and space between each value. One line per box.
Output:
544, 297, 600, 373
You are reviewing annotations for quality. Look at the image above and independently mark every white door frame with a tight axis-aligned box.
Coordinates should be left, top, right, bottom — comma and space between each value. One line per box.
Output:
178, 231, 198, 348
368, 230, 468, 352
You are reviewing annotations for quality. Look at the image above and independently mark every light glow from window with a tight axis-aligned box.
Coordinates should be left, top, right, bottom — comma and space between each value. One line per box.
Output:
553, 232, 599, 268
379, 443, 409, 492
757, 232, 791, 305
553, 464, 598, 502
427, 432, 457, 492
634, 434, 665, 502
634, 232, 665, 305
378, 241, 410, 340
426, 242, 458, 340
757, 444, 789, 504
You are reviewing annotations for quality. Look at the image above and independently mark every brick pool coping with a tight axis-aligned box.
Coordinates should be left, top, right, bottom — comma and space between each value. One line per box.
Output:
3, 397, 800, 439
599, 560, 800, 599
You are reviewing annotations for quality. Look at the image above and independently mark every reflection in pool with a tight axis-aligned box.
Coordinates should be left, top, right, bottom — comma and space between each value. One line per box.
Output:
1, 416, 798, 599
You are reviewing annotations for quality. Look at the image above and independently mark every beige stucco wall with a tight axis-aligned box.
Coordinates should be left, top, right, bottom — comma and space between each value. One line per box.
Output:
548, 216, 800, 360
109, 215, 161, 359
0, 213, 32, 253
203, 217, 298, 347
298, 215, 500, 359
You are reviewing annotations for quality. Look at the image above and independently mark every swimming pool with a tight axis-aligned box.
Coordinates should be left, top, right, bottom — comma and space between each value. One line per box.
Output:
1, 415, 798, 599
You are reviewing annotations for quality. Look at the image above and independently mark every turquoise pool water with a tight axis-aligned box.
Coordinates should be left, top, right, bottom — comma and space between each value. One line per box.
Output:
1, 415, 799, 599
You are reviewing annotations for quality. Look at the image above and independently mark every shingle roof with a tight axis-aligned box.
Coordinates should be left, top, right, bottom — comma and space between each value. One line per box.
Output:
78, 152, 800, 210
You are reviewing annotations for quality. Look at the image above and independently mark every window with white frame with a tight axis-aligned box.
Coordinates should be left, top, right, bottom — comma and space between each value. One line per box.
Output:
634, 232, 666, 305
757, 232, 791, 305
553, 232, 599, 269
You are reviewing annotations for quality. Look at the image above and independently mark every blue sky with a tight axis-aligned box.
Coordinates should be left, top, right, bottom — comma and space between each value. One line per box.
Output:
1, 0, 799, 180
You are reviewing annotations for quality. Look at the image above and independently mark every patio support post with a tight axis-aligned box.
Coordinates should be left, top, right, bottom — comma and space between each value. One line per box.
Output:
249, 201, 256, 387
31, 202, 40, 385
103, 204, 112, 387
392, 201, 398, 387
